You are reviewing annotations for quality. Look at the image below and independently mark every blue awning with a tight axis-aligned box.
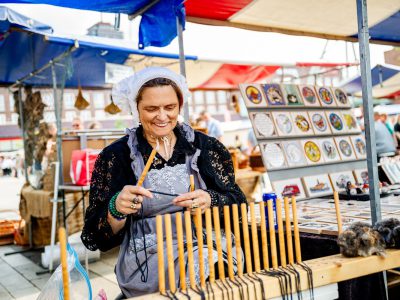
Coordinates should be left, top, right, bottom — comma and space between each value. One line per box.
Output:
341, 64, 400, 98
0, 6, 197, 88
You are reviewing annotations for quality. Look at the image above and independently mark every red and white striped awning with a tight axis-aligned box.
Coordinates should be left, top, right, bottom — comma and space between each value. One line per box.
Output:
185, 0, 400, 45
126, 55, 356, 89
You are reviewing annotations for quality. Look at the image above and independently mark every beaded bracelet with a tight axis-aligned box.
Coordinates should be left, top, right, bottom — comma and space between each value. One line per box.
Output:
108, 191, 127, 221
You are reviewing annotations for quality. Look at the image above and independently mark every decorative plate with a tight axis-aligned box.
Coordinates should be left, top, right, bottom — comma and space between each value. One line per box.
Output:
311, 113, 327, 132
283, 141, 307, 167
318, 87, 335, 106
304, 141, 322, 163
252, 112, 276, 137
281, 84, 303, 106
262, 84, 286, 106
261, 142, 287, 169
328, 112, 343, 131
321, 140, 338, 160
295, 115, 310, 132
333, 88, 349, 106
301, 86, 318, 105
352, 136, 367, 158
245, 85, 263, 104
339, 139, 353, 157
275, 113, 293, 135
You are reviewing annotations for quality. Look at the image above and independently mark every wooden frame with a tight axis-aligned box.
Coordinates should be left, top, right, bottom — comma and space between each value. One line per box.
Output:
317, 137, 341, 162
249, 111, 278, 138
350, 135, 367, 159
326, 110, 347, 134
334, 136, 357, 161
291, 111, 314, 136
282, 140, 308, 167
298, 85, 321, 107
302, 174, 334, 198
280, 84, 304, 106
272, 111, 295, 137
239, 83, 267, 108
301, 139, 325, 165
260, 142, 287, 170
272, 178, 306, 200
329, 171, 356, 191
309, 110, 332, 135
316, 86, 337, 107
331, 87, 351, 108
261, 83, 286, 106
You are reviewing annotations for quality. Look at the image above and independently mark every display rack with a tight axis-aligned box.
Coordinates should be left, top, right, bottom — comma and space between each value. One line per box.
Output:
240, 83, 367, 199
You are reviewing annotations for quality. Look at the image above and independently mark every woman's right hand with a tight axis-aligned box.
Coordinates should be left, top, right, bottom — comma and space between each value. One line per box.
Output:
115, 185, 153, 215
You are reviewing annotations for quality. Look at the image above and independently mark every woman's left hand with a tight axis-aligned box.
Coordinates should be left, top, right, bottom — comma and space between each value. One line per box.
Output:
172, 189, 211, 213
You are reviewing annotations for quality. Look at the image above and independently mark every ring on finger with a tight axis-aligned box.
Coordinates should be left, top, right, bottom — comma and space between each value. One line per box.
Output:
130, 203, 137, 210
133, 196, 139, 204
191, 199, 199, 209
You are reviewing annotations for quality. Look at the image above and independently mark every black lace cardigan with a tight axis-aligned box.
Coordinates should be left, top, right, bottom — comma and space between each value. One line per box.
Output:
81, 125, 246, 252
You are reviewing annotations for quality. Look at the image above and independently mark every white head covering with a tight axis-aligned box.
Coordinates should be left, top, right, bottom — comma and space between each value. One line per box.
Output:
112, 66, 190, 127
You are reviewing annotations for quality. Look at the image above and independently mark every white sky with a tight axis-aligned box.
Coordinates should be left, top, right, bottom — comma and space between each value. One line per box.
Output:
2, 4, 393, 70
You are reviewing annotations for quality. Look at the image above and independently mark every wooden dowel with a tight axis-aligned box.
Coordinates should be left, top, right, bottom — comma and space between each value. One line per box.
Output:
276, 198, 287, 267
59, 227, 70, 300
240, 203, 252, 274
137, 149, 157, 186
184, 211, 196, 288
156, 215, 166, 294
212, 206, 225, 280
205, 208, 215, 283
258, 201, 269, 270
223, 206, 234, 280
249, 202, 260, 272
267, 200, 278, 268
190, 175, 195, 192
284, 197, 294, 265
175, 213, 186, 291
333, 191, 343, 235
291, 196, 302, 263
232, 204, 243, 276
164, 214, 176, 293
195, 208, 206, 288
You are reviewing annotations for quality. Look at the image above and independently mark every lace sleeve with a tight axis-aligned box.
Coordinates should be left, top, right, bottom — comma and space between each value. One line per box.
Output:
199, 137, 246, 207
81, 149, 128, 251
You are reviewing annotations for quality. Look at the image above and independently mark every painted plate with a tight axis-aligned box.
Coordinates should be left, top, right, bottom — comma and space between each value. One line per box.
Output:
295, 114, 310, 132
304, 141, 322, 163
301, 86, 317, 105
245, 85, 263, 104
329, 112, 343, 131
262, 143, 286, 169
318, 87, 334, 105
321, 140, 338, 160
275, 113, 293, 135
333, 88, 349, 106
311, 113, 327, 132
353, 137, 366, 156
253, 112, 276, 137
339, 139, 353, 157
262, 84, 286, 106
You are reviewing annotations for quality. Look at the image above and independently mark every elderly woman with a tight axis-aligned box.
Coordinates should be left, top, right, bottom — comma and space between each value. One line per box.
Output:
81, 67, 246, 298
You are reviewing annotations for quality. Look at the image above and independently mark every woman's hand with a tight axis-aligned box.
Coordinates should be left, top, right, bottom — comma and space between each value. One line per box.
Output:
172, 189, 211, 213
115, 185, 153, 215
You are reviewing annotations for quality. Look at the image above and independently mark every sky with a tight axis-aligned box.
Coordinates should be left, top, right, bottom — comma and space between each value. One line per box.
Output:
2, 3, 394, 76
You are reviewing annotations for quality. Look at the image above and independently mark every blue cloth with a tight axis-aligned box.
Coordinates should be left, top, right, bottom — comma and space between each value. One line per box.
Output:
207, 118, 223, 139
375, 121, 396, 156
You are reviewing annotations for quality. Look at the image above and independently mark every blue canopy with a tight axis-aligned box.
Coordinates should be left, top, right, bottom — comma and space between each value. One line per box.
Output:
0, 0, 185, 48
341, 64, 400, 98
0, 6, 196, 87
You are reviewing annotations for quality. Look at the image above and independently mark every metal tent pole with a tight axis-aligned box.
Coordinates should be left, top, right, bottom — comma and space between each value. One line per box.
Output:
176, 15, 189, 123
17, 86, 29, 183
356, 0, 381, 225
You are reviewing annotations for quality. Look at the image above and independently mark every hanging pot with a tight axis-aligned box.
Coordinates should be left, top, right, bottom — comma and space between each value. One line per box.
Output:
104, 95, 121, 115
74, 86, 90, 110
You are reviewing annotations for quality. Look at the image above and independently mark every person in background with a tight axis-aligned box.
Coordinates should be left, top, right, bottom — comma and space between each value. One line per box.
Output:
374, 112, 396, 159
394, 115, 400, 148
199, 111, 224, 142
245, 129, 258, 155
89, 121, 102, 130
71, 117, 84, 130
380, 113, 394, 134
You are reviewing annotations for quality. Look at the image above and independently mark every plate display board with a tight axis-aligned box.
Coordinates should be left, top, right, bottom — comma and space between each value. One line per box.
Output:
240, 82, 367, 199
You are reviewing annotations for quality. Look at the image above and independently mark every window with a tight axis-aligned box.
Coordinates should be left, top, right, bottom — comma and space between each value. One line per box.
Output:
0, 95, 5, 112
94, 110, 105, 119
193, 91, 204, 105
80, 110, 92, 120
44, 112, 56, 122
217, 91, 227, 104
93, 93, 104, 109
65, 111, 76, 121
42, 93, 54, 110
64, 93, 75, 109
11, 113, 18, 124
0, 114, 6, 125
205, 91, 216, 104
207, 105, 217, 114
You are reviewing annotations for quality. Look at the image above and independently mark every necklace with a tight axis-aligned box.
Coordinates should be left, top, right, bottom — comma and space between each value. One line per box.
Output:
144, 131, 175, 161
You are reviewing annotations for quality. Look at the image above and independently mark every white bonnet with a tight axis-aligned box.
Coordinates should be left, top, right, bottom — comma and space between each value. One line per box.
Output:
112, 66, 190, 127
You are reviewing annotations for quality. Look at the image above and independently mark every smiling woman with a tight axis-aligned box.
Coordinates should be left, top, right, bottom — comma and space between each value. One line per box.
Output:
81, 67, 246, 298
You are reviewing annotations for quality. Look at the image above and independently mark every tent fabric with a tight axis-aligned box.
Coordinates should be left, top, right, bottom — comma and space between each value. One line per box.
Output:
0, 6, 52, 34
341, 64, 400, 98
3, 0, 399, 47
